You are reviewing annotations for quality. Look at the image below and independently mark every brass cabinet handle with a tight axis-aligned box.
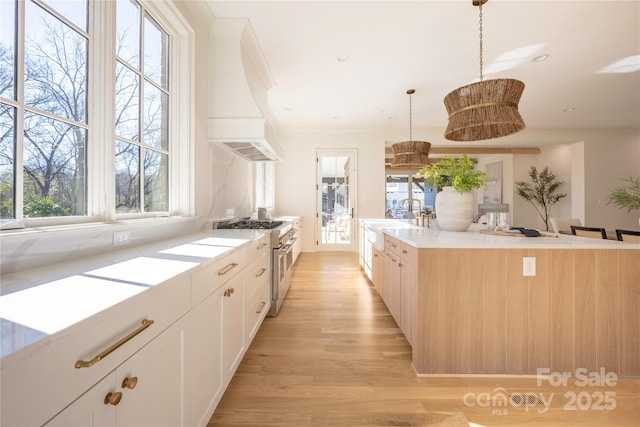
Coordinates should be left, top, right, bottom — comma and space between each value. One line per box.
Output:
398, 263, 403, 268
104, 392, 122, 406
122, 376, 138, 390
75, 319, 154, 369
256, 301, 266, 313
402, 249, 407, 254
256, 268, 267, 277
224, 287, 235, 297
217, 262, 238, 276
257, 243, 267, 250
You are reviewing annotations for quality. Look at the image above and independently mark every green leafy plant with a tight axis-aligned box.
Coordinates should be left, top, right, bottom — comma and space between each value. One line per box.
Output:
607, 176, 640, 213
418, 154, 486, 194
515, 166, 567, 231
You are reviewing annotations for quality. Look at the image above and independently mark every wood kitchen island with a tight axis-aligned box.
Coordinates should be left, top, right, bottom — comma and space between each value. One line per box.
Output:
361, 220, 640, 377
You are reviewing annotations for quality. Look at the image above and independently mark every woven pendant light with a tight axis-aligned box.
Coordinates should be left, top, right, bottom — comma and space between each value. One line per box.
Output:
391, 89, 430, 169
444, 0, 525, 141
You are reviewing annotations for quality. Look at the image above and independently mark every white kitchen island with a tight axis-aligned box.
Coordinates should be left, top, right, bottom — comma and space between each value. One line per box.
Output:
0, 229, 271, 427
361, 219, 640, 377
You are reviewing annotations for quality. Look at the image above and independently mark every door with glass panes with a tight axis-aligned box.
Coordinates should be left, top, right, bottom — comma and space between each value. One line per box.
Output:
317, 150, 356, 251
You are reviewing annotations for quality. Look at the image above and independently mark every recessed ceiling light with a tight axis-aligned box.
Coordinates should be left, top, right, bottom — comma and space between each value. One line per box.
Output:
336, 54, 350, 63
387, 115, 398, 120
563, 107, 576, 112
532, 54, 550, 62
283, 107, 293, 112
332, 115, 342, 120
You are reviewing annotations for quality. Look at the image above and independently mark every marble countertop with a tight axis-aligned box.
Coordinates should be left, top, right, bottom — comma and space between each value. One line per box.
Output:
361, 219, 640, 250
0, 229, 268, 358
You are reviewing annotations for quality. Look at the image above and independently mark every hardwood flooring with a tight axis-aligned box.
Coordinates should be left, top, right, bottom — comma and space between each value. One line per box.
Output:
208, 252, 640, 426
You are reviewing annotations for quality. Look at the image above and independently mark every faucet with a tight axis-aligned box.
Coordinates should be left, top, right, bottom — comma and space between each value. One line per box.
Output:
400, 198, 422, 219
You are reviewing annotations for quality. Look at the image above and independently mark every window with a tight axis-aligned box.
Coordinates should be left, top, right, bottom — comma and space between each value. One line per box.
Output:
0, 0, 192, 229
1, 0, 89, 222
255, 161, 274, 210
115, 0, 169, 214
385, 173, 435, 219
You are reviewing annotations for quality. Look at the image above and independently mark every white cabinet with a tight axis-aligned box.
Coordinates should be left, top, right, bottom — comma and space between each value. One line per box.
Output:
291, 217, 303, 265
190, 287, 224, 427
221, 273, 245, 383
190, 233, 270, 427
45, 315, 190, 427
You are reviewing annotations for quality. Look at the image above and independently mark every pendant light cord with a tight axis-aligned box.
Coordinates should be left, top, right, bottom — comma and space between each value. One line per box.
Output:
409, 91, 413, 141
479, 2, 484, 82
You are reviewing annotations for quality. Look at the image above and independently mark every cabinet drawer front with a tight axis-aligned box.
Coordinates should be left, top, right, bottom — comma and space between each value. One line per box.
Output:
191, 247, 247, 306
245, 253, 270, 302
397, 240, 418, 265
247, 234, 270, 259
246, 281, 270, 344
1, 276, 189, 427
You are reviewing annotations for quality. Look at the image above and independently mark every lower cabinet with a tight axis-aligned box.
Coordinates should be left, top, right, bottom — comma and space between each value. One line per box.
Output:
380, 236, 417, 347
190, 235, 270, 427
45, 315, 190, 427
371, 246, 382, 291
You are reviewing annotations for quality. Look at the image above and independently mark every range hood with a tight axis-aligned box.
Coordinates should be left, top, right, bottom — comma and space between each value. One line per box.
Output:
208, 18, 283, 161
209, 118, 280, 161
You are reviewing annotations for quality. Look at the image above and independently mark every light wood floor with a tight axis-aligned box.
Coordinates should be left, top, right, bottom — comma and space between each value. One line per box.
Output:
208, 252, 640, 427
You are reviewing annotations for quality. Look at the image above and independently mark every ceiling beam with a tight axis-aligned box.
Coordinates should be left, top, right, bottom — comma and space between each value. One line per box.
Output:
384, 146, 540, 155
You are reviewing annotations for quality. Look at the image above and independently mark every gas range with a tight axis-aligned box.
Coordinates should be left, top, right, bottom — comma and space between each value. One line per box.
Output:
213, 217, 293, 248
214, 218, 284, 230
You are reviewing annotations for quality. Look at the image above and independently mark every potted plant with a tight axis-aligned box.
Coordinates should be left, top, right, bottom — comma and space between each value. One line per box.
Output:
418, 155, 486, 231
515, 166, 567, 231
607, 176, 640, 226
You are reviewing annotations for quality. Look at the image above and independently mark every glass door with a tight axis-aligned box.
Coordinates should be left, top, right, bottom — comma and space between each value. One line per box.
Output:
317, 150, 356, 251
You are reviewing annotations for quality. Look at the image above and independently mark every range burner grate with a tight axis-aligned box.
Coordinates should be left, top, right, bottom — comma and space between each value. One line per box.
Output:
217, 219, 284, 230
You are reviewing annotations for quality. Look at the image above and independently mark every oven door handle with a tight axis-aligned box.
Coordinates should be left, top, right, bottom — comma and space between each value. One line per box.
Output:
281, 243, 293, 253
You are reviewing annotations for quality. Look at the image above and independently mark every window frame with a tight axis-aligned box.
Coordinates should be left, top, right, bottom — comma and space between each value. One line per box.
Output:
1, 0, 194, 230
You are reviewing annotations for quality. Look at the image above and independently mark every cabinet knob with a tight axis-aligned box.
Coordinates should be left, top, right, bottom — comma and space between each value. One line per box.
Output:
122, 376, 138, 389
224, 287, 235, 297
104, 391, 122, 406
402, 249, 407, 254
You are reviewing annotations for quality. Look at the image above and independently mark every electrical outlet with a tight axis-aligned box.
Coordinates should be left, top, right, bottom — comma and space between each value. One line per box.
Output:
523, 257, 536, 276
113, 231, 131, 246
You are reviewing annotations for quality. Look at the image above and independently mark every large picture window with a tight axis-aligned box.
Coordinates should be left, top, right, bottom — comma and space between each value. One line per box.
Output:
0, 0, 189, 229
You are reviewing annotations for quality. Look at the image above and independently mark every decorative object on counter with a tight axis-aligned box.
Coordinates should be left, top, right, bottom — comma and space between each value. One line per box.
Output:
606, 176, 640, 226
419, 155, 486, 231
515, 166, 567, 231
443, 0, 525, 141
390, 89, 431, 168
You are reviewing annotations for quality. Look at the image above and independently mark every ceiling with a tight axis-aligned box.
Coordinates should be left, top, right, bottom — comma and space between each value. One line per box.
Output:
202, 1, 640, 148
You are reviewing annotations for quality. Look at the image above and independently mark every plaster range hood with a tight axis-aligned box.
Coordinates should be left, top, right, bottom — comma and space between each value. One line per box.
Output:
209, 118, 280, 161
208, 18, 283, 162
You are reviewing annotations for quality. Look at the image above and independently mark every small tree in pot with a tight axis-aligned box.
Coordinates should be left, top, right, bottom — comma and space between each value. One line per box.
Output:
515, 166, 567, 231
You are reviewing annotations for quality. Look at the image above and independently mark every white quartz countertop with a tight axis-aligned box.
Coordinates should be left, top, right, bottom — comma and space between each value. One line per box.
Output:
0, 229, 268, 358
360, 219, 640, 250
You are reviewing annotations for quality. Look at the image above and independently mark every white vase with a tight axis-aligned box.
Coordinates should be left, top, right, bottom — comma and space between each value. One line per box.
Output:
435, 186, 475, 231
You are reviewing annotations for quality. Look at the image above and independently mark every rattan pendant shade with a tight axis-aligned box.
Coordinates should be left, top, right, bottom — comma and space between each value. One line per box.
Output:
444, 78, 525, 141
444, 0, 525, 141
390, 140, 431, 169
390, 89, 431, 169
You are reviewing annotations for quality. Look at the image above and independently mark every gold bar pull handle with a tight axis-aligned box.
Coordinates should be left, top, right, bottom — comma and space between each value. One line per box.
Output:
75, 319, 154, 369
257, 243, 267, 250
256, 268, 267, 277
256, 301, 266, 313
217, 263, 238, 276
